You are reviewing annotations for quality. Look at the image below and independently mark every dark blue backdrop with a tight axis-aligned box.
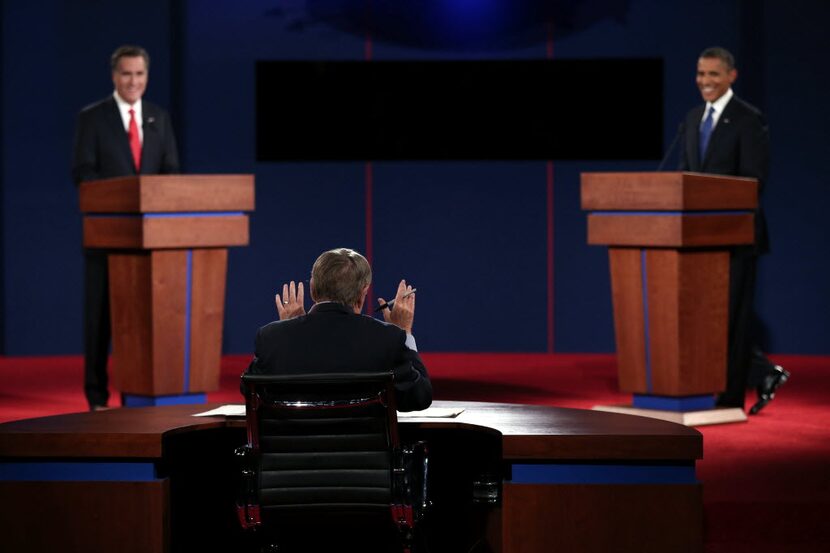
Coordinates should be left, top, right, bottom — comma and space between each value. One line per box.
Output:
2, 0, 828, 356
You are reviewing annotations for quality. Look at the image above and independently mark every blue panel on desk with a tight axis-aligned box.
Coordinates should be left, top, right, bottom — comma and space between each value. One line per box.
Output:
633, 394, 715, 412
509, 463, 697, 484
122, 393, 206, 407
0, 462, 158, 482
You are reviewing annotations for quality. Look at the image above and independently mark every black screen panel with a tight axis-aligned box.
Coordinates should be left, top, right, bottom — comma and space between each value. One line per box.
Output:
256, 59, 662, 161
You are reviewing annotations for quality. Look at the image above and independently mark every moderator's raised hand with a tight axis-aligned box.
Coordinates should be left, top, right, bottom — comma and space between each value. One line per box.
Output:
378, 279, 415, 333
275, 280, 305, 320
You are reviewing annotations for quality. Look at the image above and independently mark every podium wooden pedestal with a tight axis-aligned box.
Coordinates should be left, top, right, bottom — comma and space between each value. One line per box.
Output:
581, 172, 758, 425
80, 175, 255, 405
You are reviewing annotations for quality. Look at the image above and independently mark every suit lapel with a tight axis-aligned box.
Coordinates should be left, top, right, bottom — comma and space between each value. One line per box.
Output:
104, 97, 137, 174
702, 97, 737, 169
141, 102, 161, 174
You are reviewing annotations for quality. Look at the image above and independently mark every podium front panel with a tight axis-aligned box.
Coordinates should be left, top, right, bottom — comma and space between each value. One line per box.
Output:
587, 213, 754, 247
84, 214, 249, 249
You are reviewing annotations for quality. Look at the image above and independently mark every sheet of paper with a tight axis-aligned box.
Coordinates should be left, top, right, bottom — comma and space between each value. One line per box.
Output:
192, 405, 464, 419
192, 404, 245, 417
397, 407, 464, 418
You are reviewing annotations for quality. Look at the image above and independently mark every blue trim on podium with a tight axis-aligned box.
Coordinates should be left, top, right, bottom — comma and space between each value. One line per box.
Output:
591, 210, 752, 216
641, 249, 653, 393
632, 394, 715, 412
0, 461, 158, 481
144, 211, 244, 218
184, 249, 193, 392
87, 212, 244, 218
122, 393, 206, 407
508, 463, 697, 484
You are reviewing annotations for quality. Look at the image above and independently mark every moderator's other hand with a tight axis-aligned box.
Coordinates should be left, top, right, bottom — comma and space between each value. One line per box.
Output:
275, 280, 305, 320
378, 279, 415, 334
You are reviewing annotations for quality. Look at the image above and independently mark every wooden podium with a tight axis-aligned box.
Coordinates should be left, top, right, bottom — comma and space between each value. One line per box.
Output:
581, 172, 757, 425
79, 175, 255, 406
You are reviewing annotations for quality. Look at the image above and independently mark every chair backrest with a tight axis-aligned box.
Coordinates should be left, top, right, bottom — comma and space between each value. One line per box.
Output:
237, 371, 425, 550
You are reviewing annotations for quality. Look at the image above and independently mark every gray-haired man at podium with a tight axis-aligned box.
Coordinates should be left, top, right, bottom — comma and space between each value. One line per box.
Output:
678, 46, 788, 414
71, 45, 179, 410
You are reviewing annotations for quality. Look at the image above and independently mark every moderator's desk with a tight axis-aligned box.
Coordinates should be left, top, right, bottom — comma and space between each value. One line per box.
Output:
0, 401, 703, 553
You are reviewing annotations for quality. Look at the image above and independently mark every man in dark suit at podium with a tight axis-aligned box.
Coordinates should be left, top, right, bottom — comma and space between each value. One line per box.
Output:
679, 46, 788, 414
72, 45, 179, 410
244, 248, 432, 412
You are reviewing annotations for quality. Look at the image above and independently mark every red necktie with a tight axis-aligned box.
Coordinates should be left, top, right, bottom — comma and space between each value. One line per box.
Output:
128, 108, 141, 171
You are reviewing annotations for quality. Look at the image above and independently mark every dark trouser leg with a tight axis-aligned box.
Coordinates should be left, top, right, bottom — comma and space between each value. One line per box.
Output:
748, 346, 776, 388
720, 248, 757, 409
84, 250, 111, 407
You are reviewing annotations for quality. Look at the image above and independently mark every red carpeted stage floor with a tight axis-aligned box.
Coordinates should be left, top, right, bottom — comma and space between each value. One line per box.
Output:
1, 353, 828, 552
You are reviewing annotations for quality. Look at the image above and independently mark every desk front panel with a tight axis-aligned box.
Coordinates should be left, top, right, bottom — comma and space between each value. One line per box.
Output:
0, 402, 702, 553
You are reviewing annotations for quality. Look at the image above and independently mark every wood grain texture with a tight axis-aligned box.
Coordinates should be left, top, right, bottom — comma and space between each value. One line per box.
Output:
188, 249, 228, 392
142, 215, 249, 248
580, 171, 757, 211
644, 250, 729, 395
80, 174, 254, 213
0, 402, 702, 553
108, 250, 228, 396
645, 250, 682, 393
83, 216, 143, 248
150, 250, 188, 395
83, 215, 249, 249
606, 250, 730, 396
0, 405, 230, 457
109, 253, 154, 393
675, 251, 728, 393
0, 401, 702, 461
587, 213, 754, 247
0, 480, 169, 553
502, 482, 703, 553
608, 248, 647, 393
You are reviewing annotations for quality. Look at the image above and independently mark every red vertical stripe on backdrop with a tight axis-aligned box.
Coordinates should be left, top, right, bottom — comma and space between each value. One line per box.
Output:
546, 21, 555, 352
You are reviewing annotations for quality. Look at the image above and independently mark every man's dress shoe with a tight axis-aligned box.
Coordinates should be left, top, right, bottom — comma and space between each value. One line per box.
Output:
749, 365, 790, 415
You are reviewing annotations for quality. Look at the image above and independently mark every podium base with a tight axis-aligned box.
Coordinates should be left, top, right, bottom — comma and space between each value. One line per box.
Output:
592, 404, 747, 426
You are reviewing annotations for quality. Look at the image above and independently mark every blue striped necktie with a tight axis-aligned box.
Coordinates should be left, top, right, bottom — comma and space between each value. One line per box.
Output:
699, 105, 716, 163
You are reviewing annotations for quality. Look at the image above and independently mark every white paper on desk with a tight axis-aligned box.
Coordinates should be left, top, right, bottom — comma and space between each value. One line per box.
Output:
397, 407, 464, 418
192, 405, 464, 419
192, 404, 246, 417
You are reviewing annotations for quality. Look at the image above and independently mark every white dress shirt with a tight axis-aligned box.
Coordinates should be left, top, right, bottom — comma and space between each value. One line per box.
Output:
701, 87, 734, 130
113, 91, 143, 144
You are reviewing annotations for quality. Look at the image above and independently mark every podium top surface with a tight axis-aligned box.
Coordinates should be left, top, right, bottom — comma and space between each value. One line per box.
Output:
79, 174, 255, 213
581, 171, 757, 211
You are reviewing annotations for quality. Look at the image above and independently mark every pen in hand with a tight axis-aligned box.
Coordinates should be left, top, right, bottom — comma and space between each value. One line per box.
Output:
374, 288, 417, 312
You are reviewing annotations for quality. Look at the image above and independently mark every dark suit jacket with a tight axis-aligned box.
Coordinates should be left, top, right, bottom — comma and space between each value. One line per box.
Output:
72, 96, 179, 185
244, 302, 433, 412
679, 94, 769, 253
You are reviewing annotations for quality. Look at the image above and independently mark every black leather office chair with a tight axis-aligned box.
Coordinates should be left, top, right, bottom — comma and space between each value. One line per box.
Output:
236, 372, 428, 553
